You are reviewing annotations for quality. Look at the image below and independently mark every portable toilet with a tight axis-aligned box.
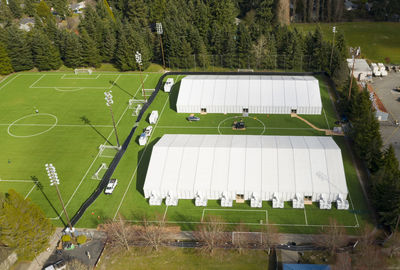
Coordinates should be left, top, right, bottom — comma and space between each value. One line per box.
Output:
149, 110, 159, 124
164, 78, 174, 93
139, 132, 148, 145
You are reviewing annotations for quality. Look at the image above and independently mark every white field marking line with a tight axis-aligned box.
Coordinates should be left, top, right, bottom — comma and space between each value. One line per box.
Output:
24, 184, 36, 199
323, 109, 330, 130
157, 126, 315, 130
348, 193, 360, 227
203, 208, 269, 224
201, 209, 205, 222
0, 179, 34, 182
55, 74, 150, 220
0, 123, 113, 127
19, 73, 147, 76
0, 74, 20, 91
8, 113, 58, 138
107, 74, 122, 89
113, 75, 177, 220
29, 74, 46, 88
304, 207, 308, 225
122, 219, 358, 227
61, 74, 101, 79
217, 116, 266, 135
163, 205, 169, 221
0, 74, 11, 85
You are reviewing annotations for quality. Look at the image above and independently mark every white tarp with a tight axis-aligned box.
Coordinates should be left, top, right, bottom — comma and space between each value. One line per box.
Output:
176, 75, 322, 115
143, 134, 348, 208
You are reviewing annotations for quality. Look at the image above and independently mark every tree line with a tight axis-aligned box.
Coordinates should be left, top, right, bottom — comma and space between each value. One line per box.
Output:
0, 0, 347, 84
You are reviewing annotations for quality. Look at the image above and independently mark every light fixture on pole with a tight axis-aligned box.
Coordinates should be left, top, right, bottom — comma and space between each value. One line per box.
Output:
156, 22, 166, 69
135, 51, 146, 102
45, 163, 74, 236
104, 90, 120, 148
329, 26, 337, 72
348, 46, 361, 101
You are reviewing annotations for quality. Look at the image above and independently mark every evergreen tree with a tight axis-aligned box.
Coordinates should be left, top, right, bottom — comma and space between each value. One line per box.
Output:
79, 28, 101, 68
126, 0, 148, 27
0, 0, 13, 22
236, 23, 251, 68
115, 27, 135, 71
372, 145, 400, 229
101, 20, 116, 62
8, 0, 22, 19
63, 32, 81, 68
31, 29, 61, 70
349, 89, 383, 172
24, 0, 37, 17
222, 30, 236, 68
0, 190, 54, 260
149, 0, 166, 22
6, 27, 33, 71
335, 32, 347, 62
0, 42, 13, 75
36, 0, 52, 20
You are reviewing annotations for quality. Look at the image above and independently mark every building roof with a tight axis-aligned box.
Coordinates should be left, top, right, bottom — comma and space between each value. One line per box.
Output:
143, 135, 348, 200
283, 264, 331, 270
176, 75, 322, 114
347, 59, 372, 74
367, 83, 388, 113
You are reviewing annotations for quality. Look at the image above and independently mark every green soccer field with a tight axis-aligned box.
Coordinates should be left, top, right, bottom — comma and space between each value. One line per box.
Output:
0, 72, 371, 234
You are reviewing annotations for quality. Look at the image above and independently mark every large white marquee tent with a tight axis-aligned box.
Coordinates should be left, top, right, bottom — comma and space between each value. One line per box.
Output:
143, 134, 349, 210
176, 75, 322, 115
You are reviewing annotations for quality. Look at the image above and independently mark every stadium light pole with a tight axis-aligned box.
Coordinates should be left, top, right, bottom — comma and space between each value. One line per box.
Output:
104, 91, 120, 148
45, 163, 75, 236
135, 51, 146, 102
329, 26, 337, 72
348, 47, 361, 101
156, 22, 166, 69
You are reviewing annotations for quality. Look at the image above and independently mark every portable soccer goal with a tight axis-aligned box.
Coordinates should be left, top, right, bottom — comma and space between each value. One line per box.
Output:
99, 144, 120, 158
74, 68, 93, 75
92, 163, 108, 180
129, 98, 145, 116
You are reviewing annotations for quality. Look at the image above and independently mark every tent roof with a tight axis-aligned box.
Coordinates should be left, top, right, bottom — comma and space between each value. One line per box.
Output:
144, 135, 348, 198
176, 75, 322, 110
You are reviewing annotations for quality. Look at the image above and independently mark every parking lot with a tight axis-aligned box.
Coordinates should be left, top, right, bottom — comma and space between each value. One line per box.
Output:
371, 72, 400, 161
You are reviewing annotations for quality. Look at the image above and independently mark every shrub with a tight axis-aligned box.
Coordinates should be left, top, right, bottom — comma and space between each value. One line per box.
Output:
62, 234, 71, 242
77, 235, 87, 245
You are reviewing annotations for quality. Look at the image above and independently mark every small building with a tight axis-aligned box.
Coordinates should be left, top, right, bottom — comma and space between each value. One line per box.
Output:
347, 59, 372, 81
367, 84, 389, 121
176, 75, 322, 115
143, 134, 349, 210
19, 18, 35, 32
70, 1, 86, 14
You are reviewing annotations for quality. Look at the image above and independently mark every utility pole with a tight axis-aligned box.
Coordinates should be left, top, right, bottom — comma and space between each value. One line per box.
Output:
348, 47, 360, 101
135, 51, 146, 102
329, 26, 337, 72
156, 23, 165, 70
46, 164, 75, 237
104, 91, 120, 148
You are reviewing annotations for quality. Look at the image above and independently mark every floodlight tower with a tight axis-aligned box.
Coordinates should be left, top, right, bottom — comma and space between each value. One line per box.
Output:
348, 47, 361, 101
329, 26, 337, 72
104, 91, 120, 148
45, 163, 74, 236
156, 22, 166, 69
135, 51, 146, 102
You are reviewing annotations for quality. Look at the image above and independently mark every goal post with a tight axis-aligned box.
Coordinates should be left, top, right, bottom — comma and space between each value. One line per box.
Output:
92, 163, 108, 180
98, 144, 120, 158
129, 98, 146, 116
74, 68, 93, 75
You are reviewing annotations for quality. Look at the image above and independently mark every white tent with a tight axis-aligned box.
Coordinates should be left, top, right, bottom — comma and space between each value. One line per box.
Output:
176, 75, 322, 115
143, 134, 349, 210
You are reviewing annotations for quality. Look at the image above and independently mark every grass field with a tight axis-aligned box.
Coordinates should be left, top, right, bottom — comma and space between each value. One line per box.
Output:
0, 72, 371, 234
293, 22, 400, 64
97, 247, 270, 270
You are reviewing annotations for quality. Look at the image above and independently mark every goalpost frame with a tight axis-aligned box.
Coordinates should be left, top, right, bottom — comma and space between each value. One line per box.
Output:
74, 68, 93, 75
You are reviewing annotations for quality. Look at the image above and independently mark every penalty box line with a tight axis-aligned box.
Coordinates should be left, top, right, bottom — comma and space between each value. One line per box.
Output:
61, 74, 101, 79
201, 208, 269, 224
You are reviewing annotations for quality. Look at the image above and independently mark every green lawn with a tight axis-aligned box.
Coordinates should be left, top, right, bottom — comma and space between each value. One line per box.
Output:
293, 22, 400, 64
97, 247, 269, 270
0, 72, 371, 234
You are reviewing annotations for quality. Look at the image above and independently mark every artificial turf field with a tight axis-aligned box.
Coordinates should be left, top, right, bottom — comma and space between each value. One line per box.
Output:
0, 72, 371, 233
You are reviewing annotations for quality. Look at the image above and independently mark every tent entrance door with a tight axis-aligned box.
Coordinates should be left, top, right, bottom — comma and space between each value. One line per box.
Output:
236, 194, 245, 203
291, 108, 297, 114
304, 196, 312, 205
242, 108, 249, 117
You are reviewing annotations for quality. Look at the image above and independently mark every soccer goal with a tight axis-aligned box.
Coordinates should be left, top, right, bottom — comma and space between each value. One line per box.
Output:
129, 98, 145, 116
74, 68, 93, 75
92, 163, 108, 180
99, 144, 120, 158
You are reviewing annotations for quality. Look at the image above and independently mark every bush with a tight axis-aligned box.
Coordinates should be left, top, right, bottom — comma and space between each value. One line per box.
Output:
77, 235, 87, 245
62, 234, 71, 242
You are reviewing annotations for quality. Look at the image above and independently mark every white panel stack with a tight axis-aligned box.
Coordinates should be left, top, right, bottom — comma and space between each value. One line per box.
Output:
143, 134, 349, 209
176, 75, 322, 115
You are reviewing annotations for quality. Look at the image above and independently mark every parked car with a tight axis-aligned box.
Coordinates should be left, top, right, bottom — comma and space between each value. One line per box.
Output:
44, 260, 66, 270
145, 126, 153, 136
187, 115, 200, 121
139, 132, 148, 145
104, 179, 118, 194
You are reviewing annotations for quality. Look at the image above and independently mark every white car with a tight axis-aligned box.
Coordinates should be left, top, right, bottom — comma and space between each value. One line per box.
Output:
104, 179, 118, 194
139, 132, 148, 145
145, 126, 153, 137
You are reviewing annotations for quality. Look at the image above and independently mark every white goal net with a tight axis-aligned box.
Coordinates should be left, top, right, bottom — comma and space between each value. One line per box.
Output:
99, 144, 120, 158
92, 163, 108, 180
74, 68, 93, 75
129, 98, 146, 116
